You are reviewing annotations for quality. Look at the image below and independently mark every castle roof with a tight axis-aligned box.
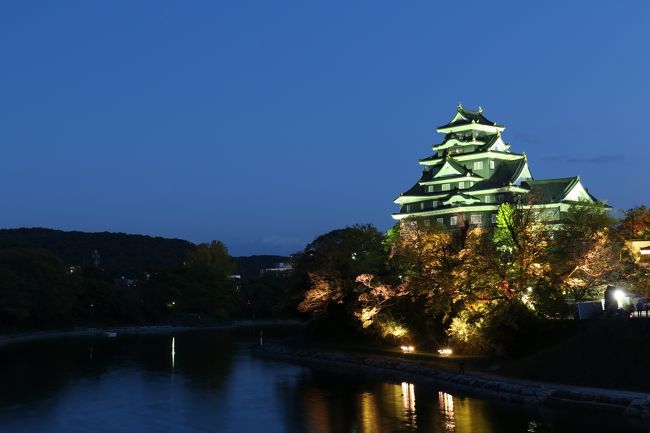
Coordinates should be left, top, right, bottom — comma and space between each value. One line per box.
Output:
522, 177, 601, 204
437, 105, 504, 131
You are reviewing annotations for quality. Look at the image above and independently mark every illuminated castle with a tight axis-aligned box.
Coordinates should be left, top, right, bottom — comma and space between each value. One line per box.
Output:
393, 105, 600, 227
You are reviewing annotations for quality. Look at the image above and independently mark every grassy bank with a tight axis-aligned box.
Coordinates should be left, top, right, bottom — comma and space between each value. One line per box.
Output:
502, 318, 650, 392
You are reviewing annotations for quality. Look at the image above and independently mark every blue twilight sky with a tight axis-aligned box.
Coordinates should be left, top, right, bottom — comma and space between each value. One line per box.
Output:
0, 1, 649, 255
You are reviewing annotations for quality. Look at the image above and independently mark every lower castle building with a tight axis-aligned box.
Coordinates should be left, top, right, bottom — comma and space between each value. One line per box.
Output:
393, 105, 602, 227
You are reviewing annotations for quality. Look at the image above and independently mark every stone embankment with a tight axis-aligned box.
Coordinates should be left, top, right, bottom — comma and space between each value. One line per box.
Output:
252, 344, 650, 419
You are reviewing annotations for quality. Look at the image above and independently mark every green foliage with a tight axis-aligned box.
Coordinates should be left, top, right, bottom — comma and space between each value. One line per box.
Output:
383, 223, 401, 253
186, 241, 235, 277
143, 242, 238, 320
299, 224, 386, 279
448, 300, 543, 357
560, 200, 614, 239
493, 202, 515, 249
481, 301, 541, 357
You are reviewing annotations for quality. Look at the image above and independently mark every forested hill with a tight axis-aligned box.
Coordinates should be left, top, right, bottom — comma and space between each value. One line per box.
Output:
0, 228, 193, 277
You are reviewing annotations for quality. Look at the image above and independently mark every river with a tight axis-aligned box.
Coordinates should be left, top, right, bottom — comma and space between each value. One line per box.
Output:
0, 328, 647, 433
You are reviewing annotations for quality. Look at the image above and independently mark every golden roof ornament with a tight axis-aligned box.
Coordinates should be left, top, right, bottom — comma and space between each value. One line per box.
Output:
478, 105, 483, 113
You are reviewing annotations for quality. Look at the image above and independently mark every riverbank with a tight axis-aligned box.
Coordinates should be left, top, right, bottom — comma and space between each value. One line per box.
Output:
0, 319, 306, 348
252, 344, 650, 419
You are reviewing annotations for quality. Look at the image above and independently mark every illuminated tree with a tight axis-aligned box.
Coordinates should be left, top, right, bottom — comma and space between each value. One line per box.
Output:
354, 273, 408, 328
291, 225, 388, 326
389, 217, 487, 328
551, 201, 622, 301
297, 272, 344, 318
621, 206, 650, 240
483, 198, 552, 301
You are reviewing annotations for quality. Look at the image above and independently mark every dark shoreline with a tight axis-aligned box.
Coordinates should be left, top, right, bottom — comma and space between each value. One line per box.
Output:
252, 344, 650, 419
0, 320, 306, 348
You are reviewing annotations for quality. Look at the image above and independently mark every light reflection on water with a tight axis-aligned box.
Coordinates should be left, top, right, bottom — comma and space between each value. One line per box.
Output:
401, 382, 416, 429
438, 391, 454, 432
0, 330, 648, 433
171, 336, 176, 371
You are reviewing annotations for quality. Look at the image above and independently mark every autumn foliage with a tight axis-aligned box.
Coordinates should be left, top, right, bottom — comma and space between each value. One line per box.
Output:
290, 202, 650, 354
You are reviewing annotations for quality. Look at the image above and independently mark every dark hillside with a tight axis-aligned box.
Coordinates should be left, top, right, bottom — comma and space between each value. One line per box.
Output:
0, 228, 193, 278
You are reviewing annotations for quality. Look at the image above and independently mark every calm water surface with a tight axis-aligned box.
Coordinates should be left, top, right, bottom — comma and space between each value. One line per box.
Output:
0, 329, 647, 433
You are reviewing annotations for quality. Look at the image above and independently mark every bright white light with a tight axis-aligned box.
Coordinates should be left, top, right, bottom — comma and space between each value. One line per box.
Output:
437, 348, 453, 356
171, 337, 176, 370
400, 345, 415, 353
614, 289, 625, 302
527, 287, 533, 292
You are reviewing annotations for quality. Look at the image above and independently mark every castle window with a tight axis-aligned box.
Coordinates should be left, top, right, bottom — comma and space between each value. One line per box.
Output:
442, 184, 450, 191
497, 194, 505, 203
419, 202, 424, 210
427, 185, 434, 193
489, 160, 495, 170
484, 195, 491, 203
491, 213, 497, 224
405, 204, 411, 212
431, 200, 438, 207
437, 217, 444, 225
473, 161, 484, 170
470, 214, 481, 225
450, 216, 458, 226
459, 181, 465, 189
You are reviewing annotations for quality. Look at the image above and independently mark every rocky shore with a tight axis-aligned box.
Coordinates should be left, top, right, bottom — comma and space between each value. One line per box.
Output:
252, 344, 650, 419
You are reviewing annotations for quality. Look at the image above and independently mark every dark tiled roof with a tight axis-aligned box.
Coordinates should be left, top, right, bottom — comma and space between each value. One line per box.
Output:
521, 177, 579, 203
437, 156, 471, 176
419, 153, 442, 163
466, 158, 527, 191
419, 136, 512, 163
477, 134, 501, 151
442, 191, 481, 202
437, 108, 503, 130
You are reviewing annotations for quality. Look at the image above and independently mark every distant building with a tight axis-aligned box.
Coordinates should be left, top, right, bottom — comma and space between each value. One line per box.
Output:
628, 240, 650, 267
263, 262, 293, 274
393, 105, 603, 227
